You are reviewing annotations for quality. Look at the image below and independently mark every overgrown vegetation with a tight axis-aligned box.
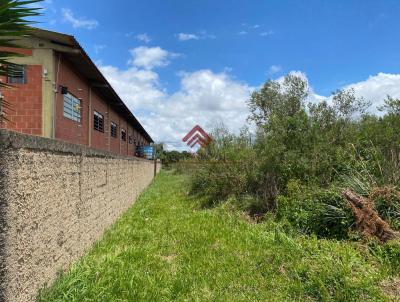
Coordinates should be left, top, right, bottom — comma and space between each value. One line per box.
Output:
153, 142, 193, 167
39, 172, 399, 301
190, 73, 400, 244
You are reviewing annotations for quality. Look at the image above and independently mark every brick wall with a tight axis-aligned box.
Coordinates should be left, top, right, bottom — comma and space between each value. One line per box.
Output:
1, 65, 43, 136
119, 118, 128, 156
108, 108, 120, 154
91, 91, 109, 151
0, 129, 161, 302
1, 51, 153, 157
127, 124, 135, 156
55, 56, 89, 146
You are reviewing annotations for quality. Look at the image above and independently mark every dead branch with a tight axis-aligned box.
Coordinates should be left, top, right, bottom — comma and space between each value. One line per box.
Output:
342, 189, 399, 243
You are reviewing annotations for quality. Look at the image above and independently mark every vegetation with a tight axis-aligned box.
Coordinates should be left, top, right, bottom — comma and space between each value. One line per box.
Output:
154, 143, 193, 167
39, 172, 399, 301
190, 73, 400, 244
0, 0, 42, 122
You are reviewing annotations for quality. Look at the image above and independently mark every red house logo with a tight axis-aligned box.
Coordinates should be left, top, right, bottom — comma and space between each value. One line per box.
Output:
183, 125, 212, 148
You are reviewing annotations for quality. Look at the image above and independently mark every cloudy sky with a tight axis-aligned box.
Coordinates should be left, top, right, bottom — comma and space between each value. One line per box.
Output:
35, 0, 400, 150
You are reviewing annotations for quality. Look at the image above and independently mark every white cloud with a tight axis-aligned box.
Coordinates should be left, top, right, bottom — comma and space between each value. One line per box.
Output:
260, 30, 274, 36
239, 23, 274, 37
304, 72, 400, 113
129, 46, 179, 70
99, 64, 165, 109
98, 45, 400, 150
242, 23, 260, 29
136, 33, 152, 43
275, 70, 309, 85
177, 33, 200, 41
268, 65, 282, 75
266, 70, 400, 116
140, 70, 254, 150
177, 31, 216, 41
62, 8, 98, 30
344, 73, 400, 111
97, 48, 253, 150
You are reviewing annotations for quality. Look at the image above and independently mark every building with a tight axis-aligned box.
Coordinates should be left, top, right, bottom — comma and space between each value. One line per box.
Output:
0, 28, 153, 156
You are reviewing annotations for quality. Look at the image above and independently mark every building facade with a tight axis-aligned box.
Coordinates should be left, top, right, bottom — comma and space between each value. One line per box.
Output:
0, 29, 153, 156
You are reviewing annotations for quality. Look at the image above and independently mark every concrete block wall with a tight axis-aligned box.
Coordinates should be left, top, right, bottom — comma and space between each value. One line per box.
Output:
0, 129, 161, 302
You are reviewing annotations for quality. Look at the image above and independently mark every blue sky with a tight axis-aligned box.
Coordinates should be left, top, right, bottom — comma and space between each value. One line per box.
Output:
35, 0, 400, 149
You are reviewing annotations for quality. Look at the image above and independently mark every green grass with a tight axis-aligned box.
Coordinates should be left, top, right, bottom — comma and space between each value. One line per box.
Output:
39, 171, 395, 301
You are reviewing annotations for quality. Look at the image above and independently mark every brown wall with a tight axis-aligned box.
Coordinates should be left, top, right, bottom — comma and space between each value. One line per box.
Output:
53, 55, 152, 154
0, 129, 161, 302
108, 108, 120, 154
1, 51, 152, 157
55, 56, 89, 146
90, 91, 109, 151
127, 125, 134, 156
0, 64, 43, 136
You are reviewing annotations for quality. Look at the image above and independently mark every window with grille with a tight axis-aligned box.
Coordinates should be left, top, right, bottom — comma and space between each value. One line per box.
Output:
128, 135, 133, 144
7, 64, 27, 84
111, 122, 118, 138
63, 93, 81, 122
93, 111, 104, 132
121, 129, 126, 141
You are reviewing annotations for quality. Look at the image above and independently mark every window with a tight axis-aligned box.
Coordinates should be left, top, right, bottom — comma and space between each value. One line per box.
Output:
128, 135, 133, 144
111, 122, 118, 138
63, 93, 81, 122
7, 64, 27, 84
93, 111, 104, 132
121, 129, 126, 141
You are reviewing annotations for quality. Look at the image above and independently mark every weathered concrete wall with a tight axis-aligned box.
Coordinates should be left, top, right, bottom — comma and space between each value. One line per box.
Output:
0, 129, 161, 302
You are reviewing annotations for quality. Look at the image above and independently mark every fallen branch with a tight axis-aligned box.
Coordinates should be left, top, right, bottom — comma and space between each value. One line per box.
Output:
342, 189, 399, 243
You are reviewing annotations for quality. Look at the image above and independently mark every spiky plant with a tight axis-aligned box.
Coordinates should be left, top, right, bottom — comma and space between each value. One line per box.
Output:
0, 0, 42, 123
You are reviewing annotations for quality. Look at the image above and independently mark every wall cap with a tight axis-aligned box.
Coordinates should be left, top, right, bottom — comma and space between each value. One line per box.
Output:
0, 129, 154, 162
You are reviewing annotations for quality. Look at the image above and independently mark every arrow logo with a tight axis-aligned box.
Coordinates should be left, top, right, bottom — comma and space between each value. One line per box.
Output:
183, 125, 212, 148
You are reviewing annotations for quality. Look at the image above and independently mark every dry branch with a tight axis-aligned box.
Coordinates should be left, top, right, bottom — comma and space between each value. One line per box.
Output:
342, 189, 399, 242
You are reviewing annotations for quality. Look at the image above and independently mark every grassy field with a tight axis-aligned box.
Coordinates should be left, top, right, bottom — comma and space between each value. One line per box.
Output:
39, 171, 397, 301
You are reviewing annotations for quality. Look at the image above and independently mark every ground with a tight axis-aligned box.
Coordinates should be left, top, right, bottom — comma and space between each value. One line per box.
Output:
39, 171, 393, 301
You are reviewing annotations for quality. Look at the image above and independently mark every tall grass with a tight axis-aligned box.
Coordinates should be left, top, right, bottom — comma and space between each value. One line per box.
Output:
39, 172, 397, 301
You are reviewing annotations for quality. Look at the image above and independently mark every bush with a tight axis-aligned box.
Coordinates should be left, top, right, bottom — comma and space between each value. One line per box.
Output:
189, 126, 262, 208
369, 187, 400, 231
276, 181, 354, 239
188, 74, 400, 242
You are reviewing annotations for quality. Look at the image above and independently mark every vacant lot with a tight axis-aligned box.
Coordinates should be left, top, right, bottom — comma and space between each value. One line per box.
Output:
39, 171, 396, 301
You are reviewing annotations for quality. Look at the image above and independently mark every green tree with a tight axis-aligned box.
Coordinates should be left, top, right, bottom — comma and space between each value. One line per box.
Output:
247, 73, 309, 126
190, 72, 400, 241
152, 142, 165, 159
379, 95, 400, 115
0, 0, 42, 123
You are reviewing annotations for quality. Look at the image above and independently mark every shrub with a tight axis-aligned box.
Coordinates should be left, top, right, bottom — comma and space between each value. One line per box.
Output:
188, 73, 400, 242
189, 126, 261, 208
370, 187, 400, 231
276, 182, 354, 239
